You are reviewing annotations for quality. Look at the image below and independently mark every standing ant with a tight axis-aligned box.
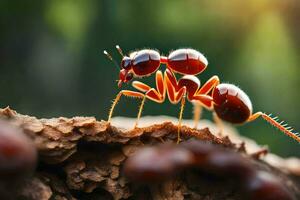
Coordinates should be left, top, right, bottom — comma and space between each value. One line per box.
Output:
104, 45, 300, 143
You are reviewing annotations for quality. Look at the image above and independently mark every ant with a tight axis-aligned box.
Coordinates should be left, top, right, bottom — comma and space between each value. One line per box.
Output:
104, 45, 300, 144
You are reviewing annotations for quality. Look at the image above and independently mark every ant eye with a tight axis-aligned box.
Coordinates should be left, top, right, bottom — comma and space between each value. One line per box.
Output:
121, 57, 131, 69
126, 73, 133, 82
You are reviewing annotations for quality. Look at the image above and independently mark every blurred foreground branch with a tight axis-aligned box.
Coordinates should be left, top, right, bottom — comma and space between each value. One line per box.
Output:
0, 107, 299, 200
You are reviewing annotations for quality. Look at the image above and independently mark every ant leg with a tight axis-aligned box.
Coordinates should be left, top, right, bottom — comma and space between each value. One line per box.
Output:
133, 70, 166, 103
192, 94, 214, 109
132, 81, 151, 93
133, 88, 165, 128
193, 102, 202, 129
165, 76, 176, 103
132, 71, 166, 127
164, 69, 179, 91
175, 87, 187, 144
193, 92, 214, 128
248, 112, 300, 143
134, 95, 146, 128
165, 70, 182, 104
213, 112, 224, 136
165, 75, 187, 142
108, 92, 122, 122
191, 76, 219, 128
197, 75, 220, 95
247, 112, 263, 122
155, 70, 166, 96
164, 70, 187, 142
193, 95, 220, 133
133, 89, 165, 128
192, 94, 223, 136
108, 90, 144, 122
178, 94, 186, 144
133, 70, 165, 96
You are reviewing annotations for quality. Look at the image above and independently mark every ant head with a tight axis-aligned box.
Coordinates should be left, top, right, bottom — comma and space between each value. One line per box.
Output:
118, 56, 134, 87
104, 45, 135, 88
118, 69, 133, 87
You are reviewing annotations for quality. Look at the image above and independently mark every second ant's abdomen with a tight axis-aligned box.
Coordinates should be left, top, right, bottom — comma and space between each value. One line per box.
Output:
213, 84, 253, 124
167, 49, 208, 75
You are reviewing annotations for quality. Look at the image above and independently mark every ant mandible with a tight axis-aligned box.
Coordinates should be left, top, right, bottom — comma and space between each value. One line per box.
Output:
104, 45, 300, 144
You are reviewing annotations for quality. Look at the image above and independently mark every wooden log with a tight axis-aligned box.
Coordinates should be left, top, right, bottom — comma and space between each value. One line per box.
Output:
0, 107, 299, 200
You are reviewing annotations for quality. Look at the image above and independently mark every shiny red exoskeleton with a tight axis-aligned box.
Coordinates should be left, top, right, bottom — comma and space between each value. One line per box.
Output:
212, 84, 299, 143
213, 83, 253, 124
104, 45, 300, 143
109, 47, 208, 87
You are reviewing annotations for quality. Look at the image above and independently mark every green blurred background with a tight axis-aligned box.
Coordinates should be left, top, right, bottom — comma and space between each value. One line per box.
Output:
1, 0, 299, 156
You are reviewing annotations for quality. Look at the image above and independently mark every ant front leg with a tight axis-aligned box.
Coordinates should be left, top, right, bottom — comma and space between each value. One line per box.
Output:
108, 90, 144, 125
132, 70, 166, 127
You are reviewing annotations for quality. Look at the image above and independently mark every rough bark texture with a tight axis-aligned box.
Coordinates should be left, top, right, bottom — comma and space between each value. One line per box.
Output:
0, 107, 299, 200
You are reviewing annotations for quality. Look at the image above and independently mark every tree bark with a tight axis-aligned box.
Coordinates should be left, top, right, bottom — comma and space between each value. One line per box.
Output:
0, 107, 299, 200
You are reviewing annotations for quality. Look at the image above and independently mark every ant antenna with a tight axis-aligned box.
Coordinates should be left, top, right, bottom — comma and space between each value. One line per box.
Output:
116, 45, 124, 57
103, 50, 120, 69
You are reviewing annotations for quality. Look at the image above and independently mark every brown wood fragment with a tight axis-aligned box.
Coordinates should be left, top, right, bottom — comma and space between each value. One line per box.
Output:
0, 107, 299, 200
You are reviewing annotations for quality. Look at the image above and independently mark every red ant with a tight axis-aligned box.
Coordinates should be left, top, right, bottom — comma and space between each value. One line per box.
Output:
104, 45, 300, 144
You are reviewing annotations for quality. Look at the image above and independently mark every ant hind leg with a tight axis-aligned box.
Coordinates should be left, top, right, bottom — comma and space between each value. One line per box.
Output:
193, 103, 203, 129
213, 112, 225, 136
197, 75, 220, 95
248, 112, 300, 143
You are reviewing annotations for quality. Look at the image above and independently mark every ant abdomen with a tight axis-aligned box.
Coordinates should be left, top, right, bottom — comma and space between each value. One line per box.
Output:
213, 83, 253, 124
131, 49, 161, 76
167, 49, 208, 75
